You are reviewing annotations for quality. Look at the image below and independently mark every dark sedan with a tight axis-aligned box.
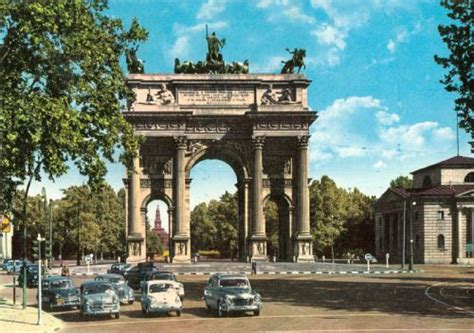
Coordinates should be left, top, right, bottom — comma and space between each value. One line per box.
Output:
107, 263, 131, 276
19, 264, 45, 288
125, 263, 159, 290
40, 276, 80, 310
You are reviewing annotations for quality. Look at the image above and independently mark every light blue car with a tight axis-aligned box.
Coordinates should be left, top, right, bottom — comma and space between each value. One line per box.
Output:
80, 281, 120, 320
95, 274, 135, 305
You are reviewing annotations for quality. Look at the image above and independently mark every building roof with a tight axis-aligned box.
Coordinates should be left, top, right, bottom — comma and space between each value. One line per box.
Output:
411, 155, 474, 174
410, 184, 474, 197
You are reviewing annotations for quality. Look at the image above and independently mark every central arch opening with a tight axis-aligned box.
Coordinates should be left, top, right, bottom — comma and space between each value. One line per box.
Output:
189, 159, 239, 261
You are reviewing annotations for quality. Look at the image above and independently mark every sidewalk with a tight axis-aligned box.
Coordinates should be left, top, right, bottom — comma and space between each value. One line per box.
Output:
0, 283, 63, 333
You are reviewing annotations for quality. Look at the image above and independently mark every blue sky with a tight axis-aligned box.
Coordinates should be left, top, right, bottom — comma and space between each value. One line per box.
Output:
28, 0, 470, 226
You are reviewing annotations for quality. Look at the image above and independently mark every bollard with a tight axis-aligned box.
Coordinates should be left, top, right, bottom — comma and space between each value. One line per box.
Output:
13, 276, 16, 305
385, 252, 390, 268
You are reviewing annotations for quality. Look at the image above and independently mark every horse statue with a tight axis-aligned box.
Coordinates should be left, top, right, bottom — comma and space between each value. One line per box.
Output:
125, 47, 144, 74
225, 60, 249, 74
281, 48, 306, 74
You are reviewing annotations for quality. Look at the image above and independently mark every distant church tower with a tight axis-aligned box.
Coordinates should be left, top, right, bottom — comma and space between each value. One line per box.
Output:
151, 206, 169, 251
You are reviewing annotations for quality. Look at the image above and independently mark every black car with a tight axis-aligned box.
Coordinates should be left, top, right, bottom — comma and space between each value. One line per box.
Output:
19, 264, 45, 288
40, 276, 80, 310
125, 262, 159, 289
107, 263, 131, 276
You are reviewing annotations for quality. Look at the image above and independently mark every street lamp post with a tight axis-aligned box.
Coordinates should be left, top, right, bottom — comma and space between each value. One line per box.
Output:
48, 199, 53, 269
409, 200, 416, 270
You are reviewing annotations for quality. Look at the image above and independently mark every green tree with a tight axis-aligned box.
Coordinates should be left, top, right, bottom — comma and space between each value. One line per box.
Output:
208, 192, 238, 258
434, 0, 473, 147
264, 200, 279, 257
0, 1, 147, 227
389, 176, 413, 189
190, 203, 216, 252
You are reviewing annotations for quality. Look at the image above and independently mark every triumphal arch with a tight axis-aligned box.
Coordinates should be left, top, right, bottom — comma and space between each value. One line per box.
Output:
123, 34, 317, 264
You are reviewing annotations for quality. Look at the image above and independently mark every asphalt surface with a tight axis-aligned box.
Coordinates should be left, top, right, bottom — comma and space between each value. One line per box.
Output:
1, 265, 473, 332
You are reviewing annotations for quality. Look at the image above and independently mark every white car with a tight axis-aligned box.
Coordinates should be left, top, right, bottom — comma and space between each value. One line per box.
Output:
140, 280, 182, 316
144, 271, 185, 300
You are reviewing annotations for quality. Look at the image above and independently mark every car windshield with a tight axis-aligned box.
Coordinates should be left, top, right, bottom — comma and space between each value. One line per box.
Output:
149, 283, 173, 293
219, 278, 249, 288
84, 284, 114, 295
149, 273, 174, 281
50, 280, 72, 289
97, 276, 124, 283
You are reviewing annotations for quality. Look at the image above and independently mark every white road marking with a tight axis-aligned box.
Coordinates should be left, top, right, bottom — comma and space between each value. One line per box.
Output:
424, 283, 474, 315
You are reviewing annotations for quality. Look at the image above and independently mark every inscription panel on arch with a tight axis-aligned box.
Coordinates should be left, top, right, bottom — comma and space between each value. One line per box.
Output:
178, 87, 254, 105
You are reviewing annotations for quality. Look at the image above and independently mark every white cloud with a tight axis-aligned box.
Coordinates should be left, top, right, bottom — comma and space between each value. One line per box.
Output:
387, 24, 422, 54
196, 0, 228, 20
252, 56, 285, 73
256, 1, 314, 25
387, 39, 396, 54
257, 0, 289, 8
336, 146, 367, 158
313, 24, 346, 50
170, 36, 189, 60
434, 127, 455, 140
174, 21, 228, 35
379, 121, 441, 147
376, 111, 400, 126
373, 160, 386, 169
283, 6, 315, 24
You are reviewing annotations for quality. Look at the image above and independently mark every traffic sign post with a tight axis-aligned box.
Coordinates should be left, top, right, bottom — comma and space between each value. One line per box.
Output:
364, 253, 373, 272
36, 233, 45, 326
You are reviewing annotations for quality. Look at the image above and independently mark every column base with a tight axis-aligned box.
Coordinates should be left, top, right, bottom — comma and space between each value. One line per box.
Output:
249, 236, 268, 261
171, 236, 191, 264
126, 235, 146, 264
294, 236, 314, 263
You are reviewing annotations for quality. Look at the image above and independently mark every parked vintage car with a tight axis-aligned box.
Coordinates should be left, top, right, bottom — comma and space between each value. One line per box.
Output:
40, 276, 80, 310
5, 260, 31, 274
125, 262, 159, 290
204, 274, 262, 317
144, 271, 185, 300
140, 280, 182, 317
94, 274, 135, 305
80, 281, 120, 320
107, 263, 131, 276
18, 263, 45, 288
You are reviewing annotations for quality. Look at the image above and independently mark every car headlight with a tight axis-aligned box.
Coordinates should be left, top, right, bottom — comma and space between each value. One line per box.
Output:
224, 296, 232, 305
254, 294, 261, 303
147, 296, 156, 304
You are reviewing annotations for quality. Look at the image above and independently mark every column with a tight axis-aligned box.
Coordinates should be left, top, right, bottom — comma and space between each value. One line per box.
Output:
296, 135, 310, 235
252, 136, 265, 236
128, 155, 141, 236
172, 136, 190, 263
173, 136, 187, 237
250, 136, 267, 260
295, 135, 313, 262
457, 209, 463, 263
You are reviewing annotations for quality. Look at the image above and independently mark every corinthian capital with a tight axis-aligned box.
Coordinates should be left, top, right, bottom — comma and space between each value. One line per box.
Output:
252, 136, 265, 149
174, 136, 187, 149
297, 135, 310, 148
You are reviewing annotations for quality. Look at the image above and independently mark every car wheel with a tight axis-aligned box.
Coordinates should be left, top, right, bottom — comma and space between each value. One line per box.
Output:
254, 309, 260, 316
128, 300, 134, 305
48, 301, 53, 311
217, 301, 226, 318
114, 312, 120, 319
176, 310, 181, 317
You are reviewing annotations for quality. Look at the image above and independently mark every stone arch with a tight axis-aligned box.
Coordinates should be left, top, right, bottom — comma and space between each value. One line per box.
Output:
185, 145, 249, 182
141, 192, 173, 210
263, 192, 293, 261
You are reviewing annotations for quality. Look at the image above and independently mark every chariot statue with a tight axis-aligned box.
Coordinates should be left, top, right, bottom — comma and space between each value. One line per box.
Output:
281, 48, 306, 74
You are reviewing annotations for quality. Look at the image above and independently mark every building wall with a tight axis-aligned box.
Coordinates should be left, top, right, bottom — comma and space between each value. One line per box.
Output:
422, 202, 453, 264
0, 231, 13, 260
441, 168, 474, 185
413, 168, 441, 188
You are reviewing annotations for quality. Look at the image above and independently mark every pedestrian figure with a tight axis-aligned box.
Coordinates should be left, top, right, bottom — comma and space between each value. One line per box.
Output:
251, 260, 257, 275
61, 264, 70, 277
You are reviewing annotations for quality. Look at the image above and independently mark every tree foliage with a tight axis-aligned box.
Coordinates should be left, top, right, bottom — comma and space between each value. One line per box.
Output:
0, 0, 148, 212
434, 0, 473, 144
389, 176, 413, 189
12, 184, 126, 262
146, 218, 163, 256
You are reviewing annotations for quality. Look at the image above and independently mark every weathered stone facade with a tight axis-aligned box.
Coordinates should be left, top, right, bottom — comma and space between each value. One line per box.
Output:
123, 74, 317, 263
375, 156, 474, 265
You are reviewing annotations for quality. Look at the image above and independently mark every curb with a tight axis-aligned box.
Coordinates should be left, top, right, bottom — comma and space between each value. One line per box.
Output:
69, 269, 421, 277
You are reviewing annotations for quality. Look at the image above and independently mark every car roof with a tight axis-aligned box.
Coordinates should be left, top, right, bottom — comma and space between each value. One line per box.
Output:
96, 273, 124, 279
145, 280, 175, 287
212, 273, 247, 280
44, 275, 70, 282
81, 280, 114, 287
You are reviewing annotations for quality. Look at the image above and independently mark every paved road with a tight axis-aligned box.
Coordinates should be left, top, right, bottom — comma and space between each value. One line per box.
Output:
1, 265, 473, 332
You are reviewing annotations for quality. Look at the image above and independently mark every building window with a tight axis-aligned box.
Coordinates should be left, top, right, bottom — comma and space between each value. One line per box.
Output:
464, 172, 474, 183
437, 211, 444, 220
422, 175, 432, 187
437, 234, 445, 250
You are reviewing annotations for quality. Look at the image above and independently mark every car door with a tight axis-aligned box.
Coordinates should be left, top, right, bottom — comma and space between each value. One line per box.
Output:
205, 277, 218, 308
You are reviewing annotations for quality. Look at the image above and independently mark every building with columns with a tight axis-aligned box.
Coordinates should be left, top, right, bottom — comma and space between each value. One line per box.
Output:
123, 74, 317, 264
375, 156, 474, 265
